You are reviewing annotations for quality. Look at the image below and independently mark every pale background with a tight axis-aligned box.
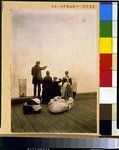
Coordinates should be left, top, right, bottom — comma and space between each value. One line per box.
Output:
11, 10, 97, 98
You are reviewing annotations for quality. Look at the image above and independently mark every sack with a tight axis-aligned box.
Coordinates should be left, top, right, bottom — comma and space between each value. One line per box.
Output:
23, 98, 41, 114
48, 96, 68, 113
48, 96, 65, 105
48, 97, 74, 113
49, 101, 68, 113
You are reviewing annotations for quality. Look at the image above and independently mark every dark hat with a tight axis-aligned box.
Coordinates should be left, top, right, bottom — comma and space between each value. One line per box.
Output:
36, 61, 40, 65
65, 71, 69, 74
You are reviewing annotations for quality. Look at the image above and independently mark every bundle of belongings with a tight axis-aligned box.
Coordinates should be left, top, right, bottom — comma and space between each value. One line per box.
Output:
48, 96, 74, 114
23, 98, 41, 114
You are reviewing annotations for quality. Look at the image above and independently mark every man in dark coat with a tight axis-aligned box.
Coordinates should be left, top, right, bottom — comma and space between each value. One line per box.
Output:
31, 61, 47, 98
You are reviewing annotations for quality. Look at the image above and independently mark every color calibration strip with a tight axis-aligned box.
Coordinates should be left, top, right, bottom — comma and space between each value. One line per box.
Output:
100, 2, 118, 135
0, 137, 118, 149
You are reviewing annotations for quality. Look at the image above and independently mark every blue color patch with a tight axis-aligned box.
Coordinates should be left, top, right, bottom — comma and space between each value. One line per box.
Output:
100, 4, 112, 21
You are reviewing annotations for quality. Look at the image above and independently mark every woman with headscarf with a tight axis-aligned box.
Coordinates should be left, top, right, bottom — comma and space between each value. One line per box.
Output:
62, 71, 73, 99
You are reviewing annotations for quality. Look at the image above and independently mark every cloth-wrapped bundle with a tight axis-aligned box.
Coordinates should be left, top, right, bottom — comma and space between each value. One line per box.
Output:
23, 98, 41, 114
48, 96, 74, 113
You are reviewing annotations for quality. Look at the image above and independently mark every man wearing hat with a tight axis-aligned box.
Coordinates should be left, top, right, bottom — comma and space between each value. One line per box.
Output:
31, 61, 47, 98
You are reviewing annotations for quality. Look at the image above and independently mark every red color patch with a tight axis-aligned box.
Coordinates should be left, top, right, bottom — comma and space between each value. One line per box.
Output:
100, 70, 112, 87
100, 54, 112, 71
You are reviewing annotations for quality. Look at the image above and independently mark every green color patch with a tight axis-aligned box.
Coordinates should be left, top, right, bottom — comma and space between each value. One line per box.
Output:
100, 21, 112, 37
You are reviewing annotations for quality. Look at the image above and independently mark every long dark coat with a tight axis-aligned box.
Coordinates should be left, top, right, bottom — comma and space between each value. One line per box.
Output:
31, 65, 43, 84
41, 75, 53, 104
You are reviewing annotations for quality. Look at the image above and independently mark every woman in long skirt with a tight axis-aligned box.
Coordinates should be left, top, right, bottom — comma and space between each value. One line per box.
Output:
62, 71, 73, 99
41, 71, 53, 104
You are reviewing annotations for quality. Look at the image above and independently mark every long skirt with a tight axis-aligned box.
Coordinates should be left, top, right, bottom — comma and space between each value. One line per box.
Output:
42, 88, 52, 104
62, 83, 73, 99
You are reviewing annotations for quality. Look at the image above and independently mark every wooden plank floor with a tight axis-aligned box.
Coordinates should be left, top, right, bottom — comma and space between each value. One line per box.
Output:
11, 93, 97, 133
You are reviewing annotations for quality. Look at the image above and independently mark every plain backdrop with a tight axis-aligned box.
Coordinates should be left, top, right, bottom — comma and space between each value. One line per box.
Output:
11, 10, 97, 98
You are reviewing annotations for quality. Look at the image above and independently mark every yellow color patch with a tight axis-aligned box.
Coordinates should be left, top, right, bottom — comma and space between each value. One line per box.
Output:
100, 38, 112, 54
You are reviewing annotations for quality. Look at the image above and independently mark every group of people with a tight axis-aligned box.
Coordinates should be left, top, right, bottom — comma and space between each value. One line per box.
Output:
31, 61, 76, 104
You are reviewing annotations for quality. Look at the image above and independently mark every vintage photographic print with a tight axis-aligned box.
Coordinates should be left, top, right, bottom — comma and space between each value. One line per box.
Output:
1, 2, 99, 136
